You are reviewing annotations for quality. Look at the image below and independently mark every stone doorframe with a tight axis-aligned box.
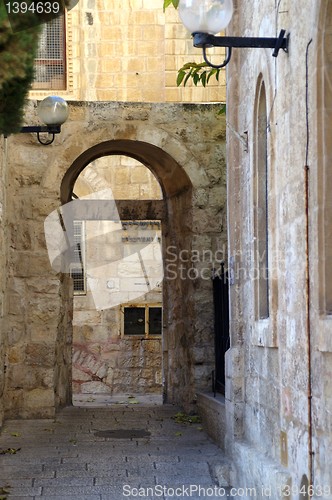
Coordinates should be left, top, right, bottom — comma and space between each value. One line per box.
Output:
61, 139, 195, 408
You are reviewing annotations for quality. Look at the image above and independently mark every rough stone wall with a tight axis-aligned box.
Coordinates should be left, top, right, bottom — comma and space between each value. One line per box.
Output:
72, 327, 162, 396
2, 101, 227, 418
30, 0, 226, 104
3, 148, 73, 418
226, 0, 332, 496
0, 137, 7, 426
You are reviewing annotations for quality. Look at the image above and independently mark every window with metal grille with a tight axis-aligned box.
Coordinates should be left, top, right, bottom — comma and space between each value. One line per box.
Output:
123, 306, 162, 337
33, 16, 66, 90
70, 221, 86, 295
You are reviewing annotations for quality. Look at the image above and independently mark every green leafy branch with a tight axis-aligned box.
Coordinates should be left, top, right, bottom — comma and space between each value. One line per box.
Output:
177, 61, 222, 88
176, 63, 226, 114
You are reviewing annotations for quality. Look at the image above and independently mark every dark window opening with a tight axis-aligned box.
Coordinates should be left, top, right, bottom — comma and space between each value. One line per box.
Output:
149, 307, 162, 335
123, 306, 162, 336
124, 307, 145, 336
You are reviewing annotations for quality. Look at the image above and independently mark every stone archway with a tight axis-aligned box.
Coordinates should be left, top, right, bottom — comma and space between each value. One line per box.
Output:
2, 102, 226, 420
60, 139, 195, 408
61, 140, 192, 202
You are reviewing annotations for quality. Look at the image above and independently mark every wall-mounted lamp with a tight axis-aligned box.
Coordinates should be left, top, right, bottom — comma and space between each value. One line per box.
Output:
178, 0, 289, 69
20, 96, 69, 145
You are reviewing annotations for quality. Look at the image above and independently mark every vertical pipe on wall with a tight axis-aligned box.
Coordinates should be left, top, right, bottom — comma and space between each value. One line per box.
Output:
304, 38, 314, 488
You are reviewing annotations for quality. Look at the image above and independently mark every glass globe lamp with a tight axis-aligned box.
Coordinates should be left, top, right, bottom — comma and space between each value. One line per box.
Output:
37, 96, 69, 126
178, 0, 233, 35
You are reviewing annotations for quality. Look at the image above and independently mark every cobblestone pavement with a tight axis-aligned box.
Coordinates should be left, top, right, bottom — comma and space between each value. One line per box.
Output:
0, 403, 232, 500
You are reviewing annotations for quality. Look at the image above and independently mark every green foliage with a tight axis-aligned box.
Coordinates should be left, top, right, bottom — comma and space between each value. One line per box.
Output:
0, 3, 40, 135
217, 104, 226, 115
0, 447, 21, 454
0, 485, 10, 500
0, 0, 74, 136
176, 61, 222, 88
163, 0, 179, 12
172, 412, 202, 424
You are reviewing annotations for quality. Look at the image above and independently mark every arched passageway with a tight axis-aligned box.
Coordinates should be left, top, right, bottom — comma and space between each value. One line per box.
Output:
60, 140, 194, 406
70, 154, 164, 402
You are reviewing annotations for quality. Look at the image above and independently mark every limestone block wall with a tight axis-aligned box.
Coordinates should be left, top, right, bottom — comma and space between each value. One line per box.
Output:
2, 101, 227, 418
226, 0, 332, 495
75, 155, 163, 200
3, 172, 73, 418
72, 309, 163, 396
30, 1, 226, 104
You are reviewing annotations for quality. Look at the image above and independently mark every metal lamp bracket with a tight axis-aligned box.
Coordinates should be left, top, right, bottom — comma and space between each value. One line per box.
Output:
20, 125, 61, 145
193, 29, 289, 69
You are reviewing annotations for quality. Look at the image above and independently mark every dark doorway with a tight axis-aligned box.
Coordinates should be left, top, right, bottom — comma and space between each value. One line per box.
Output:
212, 263, 230, 395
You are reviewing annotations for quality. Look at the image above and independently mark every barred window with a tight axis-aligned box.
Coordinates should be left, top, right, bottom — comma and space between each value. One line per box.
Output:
33, 16, 66, 90
70, 221, 86, 295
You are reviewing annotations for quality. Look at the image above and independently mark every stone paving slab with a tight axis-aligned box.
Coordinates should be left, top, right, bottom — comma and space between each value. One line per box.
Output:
0, 404, 231, 499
